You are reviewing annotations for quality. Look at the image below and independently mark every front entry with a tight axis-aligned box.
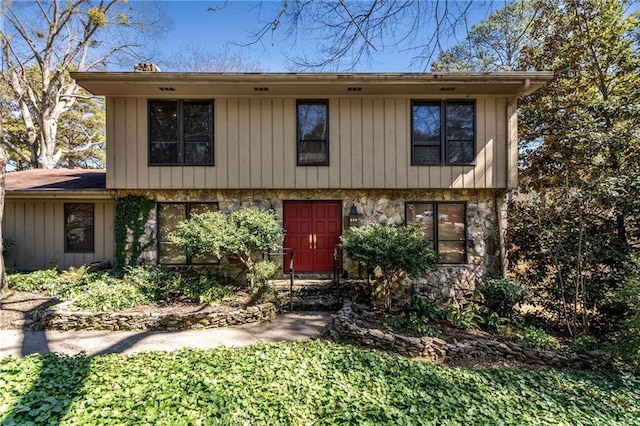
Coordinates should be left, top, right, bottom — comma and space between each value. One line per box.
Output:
284, 201, 342, 273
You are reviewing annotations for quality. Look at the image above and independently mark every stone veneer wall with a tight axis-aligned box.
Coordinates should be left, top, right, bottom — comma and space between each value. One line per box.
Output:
114, 189, 504, 305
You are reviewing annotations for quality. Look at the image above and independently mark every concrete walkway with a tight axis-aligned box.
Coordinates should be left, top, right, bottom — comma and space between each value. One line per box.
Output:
0, 311, 332, 358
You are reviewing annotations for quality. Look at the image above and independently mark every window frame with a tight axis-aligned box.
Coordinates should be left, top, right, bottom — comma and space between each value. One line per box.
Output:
64, 203, 95, 253
148, 99, 215, 166
156, 202, 220, 265
405, 201, 468, 264
411, 100, 476, 166
296, 99, 330, 166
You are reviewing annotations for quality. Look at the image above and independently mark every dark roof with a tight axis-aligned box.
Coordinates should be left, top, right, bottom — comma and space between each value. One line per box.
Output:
5, 169, 106, 191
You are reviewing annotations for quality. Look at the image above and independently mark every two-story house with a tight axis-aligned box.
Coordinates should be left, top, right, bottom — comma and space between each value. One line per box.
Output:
3, 70, 552, 302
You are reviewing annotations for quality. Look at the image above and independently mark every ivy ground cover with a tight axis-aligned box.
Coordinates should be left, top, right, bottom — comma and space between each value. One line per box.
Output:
1, 341, 638, 425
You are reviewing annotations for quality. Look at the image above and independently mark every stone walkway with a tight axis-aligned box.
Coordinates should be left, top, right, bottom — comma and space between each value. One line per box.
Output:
0, 311, 331, 358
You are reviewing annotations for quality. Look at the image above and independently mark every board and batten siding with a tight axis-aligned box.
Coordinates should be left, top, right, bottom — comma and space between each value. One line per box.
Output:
106, 96, 514, 190
3, 199, 115, 271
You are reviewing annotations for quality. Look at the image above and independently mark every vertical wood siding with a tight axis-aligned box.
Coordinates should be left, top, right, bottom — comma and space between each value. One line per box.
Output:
106, 96, 511, 190
3, 199, 115, 271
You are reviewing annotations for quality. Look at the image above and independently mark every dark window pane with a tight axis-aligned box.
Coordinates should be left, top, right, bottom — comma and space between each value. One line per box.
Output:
446, 141, 475, 164
446, 102, 474, 141
66, 228, 94, 252
64, 203, 94, 252
65, 204, 94, 227
149, 101, 178, 142
184, 102, 213, 142
413, 103, 441, 142
184, 142, 213, 165
439, 241, 466, 263
150, 142, 179, 164
298, 140, 328, 164
406, 202, 435, 240
159, 242, 187, 264
298, 103, 328, 141
158, 204, 186, 241
413, 146, 441, 164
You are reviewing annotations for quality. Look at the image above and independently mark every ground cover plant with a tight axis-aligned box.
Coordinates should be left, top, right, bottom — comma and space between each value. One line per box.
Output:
6, 265, 237, 312
1, 340, 638, 425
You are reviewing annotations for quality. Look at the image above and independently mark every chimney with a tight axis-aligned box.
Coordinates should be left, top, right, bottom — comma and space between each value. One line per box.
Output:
134, 63, 161, 72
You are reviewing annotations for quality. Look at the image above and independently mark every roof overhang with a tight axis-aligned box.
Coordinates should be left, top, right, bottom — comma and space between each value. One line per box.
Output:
70, 71, 554, 97
6, 190, 112, 200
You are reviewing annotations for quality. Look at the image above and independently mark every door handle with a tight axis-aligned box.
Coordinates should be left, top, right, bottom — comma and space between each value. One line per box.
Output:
313, 234, 317, 249
309, 234, 313, 249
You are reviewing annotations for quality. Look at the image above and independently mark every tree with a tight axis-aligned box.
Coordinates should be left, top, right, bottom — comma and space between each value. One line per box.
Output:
508, 0, 640, 335
340, 224, 440, 312
170, 208, 284, 292
250, 0, 499, 70
431, 0, 539, 72
0, 0, 165, 169
160, 43, 263, 72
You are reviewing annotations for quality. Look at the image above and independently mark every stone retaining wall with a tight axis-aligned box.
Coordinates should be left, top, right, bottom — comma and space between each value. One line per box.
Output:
36, 302, 277, 332
329, 301, 602, 369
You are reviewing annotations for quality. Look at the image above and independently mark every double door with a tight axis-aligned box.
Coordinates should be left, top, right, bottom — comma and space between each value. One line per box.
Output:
283, 201, 342, 273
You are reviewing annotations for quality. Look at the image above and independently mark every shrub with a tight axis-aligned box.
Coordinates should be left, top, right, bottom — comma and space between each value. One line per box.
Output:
520, 326, 559, 351
250, 260, 281, 286
71, 277, 151, 312
607, 273, 640, 372
478, 278, 529, 318
181, 275, 233, 305
568, 335, 598, 353
123, 266, 182, 301
406, 296, 440, 323
7, 268, 58, 292
341, 224, 439, 311
171, 208, 283, 292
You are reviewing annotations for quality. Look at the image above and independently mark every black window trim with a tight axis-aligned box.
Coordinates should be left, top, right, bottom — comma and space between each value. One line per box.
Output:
411, 99, 476, 166
296, 99, 330, 166
405, 201, 468, 264
156, 201, 220, 265
64, 202, 95, 253
148, 99, 215, 166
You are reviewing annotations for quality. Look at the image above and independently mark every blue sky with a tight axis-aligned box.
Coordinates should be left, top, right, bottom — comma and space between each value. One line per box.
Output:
156, 0, 501, 72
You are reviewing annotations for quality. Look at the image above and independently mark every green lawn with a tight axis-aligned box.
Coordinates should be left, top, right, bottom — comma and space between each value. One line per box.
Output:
1, 341, 638, 425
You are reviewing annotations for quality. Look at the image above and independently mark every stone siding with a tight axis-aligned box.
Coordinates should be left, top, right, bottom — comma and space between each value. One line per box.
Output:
114, 188, 505, 304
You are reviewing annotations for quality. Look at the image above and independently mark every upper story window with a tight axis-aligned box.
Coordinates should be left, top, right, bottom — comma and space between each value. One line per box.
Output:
297, 100, 329, 166
64, 203, 94, 253
411, 100, 475, 165
157, 202, 219, 265
405, 201, 467, 264
149, 100, 214, 166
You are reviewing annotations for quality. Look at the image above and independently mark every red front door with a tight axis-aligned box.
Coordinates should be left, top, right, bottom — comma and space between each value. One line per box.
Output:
284, 201, 342, 273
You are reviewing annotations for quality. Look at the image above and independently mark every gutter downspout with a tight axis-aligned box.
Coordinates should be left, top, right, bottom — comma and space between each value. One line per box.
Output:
496, 78, 531, 278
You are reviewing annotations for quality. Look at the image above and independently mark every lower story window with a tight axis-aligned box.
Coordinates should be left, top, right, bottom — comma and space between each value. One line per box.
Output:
157, 202, 219, 265
405, 202, 467, 263
64, 203, 94, 253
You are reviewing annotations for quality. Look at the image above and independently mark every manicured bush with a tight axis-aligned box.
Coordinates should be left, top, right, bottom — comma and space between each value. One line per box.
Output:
0, 341, 638, 425
341, 224, 440, 311
478, 278, 529, 318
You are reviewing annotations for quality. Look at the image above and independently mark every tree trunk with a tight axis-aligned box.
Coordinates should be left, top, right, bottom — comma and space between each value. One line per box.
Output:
0, 114, 7, 295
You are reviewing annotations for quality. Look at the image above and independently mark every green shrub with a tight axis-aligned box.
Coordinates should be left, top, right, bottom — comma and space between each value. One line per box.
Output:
249, 260, 281, 285
520, 326, 559, 351
181, 275, 233, 304
440, 303, 482, 329
406, 296, 440, 322
7, 268, 58, 292
123, 266, 182, 301
341, 224, 440, 311
607, 273, 640, 372
71, 277, 152, 312
568, 335, 598, 353
478, 278, 529, 318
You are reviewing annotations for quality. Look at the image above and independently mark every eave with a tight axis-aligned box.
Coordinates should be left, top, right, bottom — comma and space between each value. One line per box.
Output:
70, 71, 554, 98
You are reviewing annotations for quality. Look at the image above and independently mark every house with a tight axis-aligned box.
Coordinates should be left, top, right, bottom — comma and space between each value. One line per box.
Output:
3, 70, 552, 303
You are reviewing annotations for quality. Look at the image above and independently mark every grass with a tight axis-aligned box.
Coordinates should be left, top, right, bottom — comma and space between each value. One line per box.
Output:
1, 341, 638, 425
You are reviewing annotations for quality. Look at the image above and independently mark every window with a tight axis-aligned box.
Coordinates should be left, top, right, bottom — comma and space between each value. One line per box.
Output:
297, 100, 329, 165
405, 202, 467, 263
64, 203, 94, 253
412, 100, 475, 165
149, 100, 214, 165
157, 202, 219, 265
